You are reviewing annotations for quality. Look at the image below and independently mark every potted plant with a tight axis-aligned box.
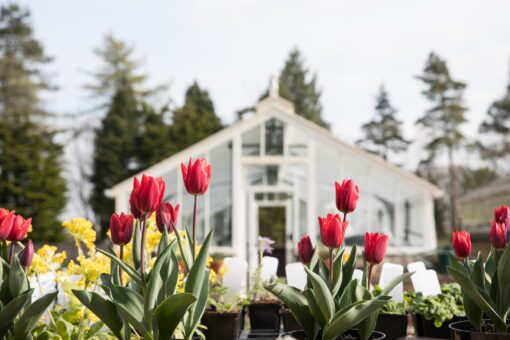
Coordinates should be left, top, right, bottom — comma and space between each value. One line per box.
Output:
202, 261, 247, 340
372, 286, 409, 340
265, 179, 413, 339
408, 283, 465, 339
248, 236, 282, 332
447, 205, 510, 339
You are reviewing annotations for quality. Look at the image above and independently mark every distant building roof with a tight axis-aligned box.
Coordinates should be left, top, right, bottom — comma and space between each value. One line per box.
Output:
460, 176, 510, 204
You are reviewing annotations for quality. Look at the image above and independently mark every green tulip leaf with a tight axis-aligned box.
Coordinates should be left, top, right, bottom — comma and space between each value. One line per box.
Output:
173, 227, 191, 273
266, 283, 318, 340
185, 229, 213, 297
302, 289, 326, 327
9, 256, 28, 297
304, 266, 335, 323
132, 220, 141, 270
14, 291, 58, 340
72, 289, 127, 340
96, 248, 144, 287
0, 289, 33, 337
108, 285, 148, 336
498, 246, 510, 291
339, 245, 356, 294
157, 227, 169, 257
154, 293, 196, 340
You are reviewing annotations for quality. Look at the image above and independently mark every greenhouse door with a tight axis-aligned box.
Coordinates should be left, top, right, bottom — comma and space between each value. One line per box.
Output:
258, 206, 286, 276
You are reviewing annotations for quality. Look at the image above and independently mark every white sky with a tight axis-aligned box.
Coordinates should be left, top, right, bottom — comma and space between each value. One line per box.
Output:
15, 0, 510, 153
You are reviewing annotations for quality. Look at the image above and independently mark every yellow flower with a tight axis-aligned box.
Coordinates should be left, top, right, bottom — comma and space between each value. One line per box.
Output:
218, 263, 229, 278
62, 218, 96, 252
146, 220, 162, 254
177, 273, 185, 293
67, 252, 109, 285
209, 269, 217, 284
28, 245, 67, 275
206, 256, 213, 268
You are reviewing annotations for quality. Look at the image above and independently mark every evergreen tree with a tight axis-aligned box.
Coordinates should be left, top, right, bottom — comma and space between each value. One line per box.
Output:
357, 84, 410, 161
479, 64, 510, 170
0, 4, 66, 242
88, 35, 170, 232
416, 52, 468, 230
169, 82, 223, 152
263, 49, 328, 128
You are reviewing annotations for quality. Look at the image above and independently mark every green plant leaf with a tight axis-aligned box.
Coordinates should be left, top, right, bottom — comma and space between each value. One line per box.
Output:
498, 246, 510, 291
304, 267, 334, 323
154, 293, 196, 340
108, 285, 148, 336
185, 230, 213, 297
323, 296, 391, 340
448, 267, 507, 332
173, 227, 191, 273
157, 227, 169, 256
72, 289, 127, 340
337, 279, 357, 310
381, 271, 414, 296
302, 289, 326, 327
133, 220, 141, 270
0, 289, 33, 337
14, 291, 58, 340
331, 252, 343, 297
339, 245, 356, 294
191, 272, 210, 328
266, 283, 318, 340
9, 256, 28, 297
96, 248, 144, 287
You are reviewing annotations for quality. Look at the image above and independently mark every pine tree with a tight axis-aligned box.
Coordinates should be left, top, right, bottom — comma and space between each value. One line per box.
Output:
169, 82, 223, 152
262, 49, 328, 128
479, 64, 510, 170
416, 52, 468, 230
0, 4, 66, 242
357, 84, 410, 161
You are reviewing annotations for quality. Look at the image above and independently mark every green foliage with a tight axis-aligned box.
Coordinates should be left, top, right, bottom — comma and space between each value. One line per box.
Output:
407, 283, 465, 327
372, 286, 408, 315
0, 4, 66, 242
263, 49, 328, 128
461, 167, 498, 193
169, 82, 223, 153
357, 84, 410, 161
265, 247, 411, 340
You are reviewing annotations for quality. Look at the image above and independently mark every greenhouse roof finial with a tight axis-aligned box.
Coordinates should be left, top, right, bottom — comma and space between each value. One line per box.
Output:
269, 75, 279, 98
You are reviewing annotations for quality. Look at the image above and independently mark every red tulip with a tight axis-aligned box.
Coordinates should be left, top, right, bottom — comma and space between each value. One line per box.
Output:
318, 214, 348, 249
129, 175, 165, 217
490, 220, 506, 250
7, 215, 31, 242
452, 231, 471, 258
20, 240, 34, 268
335, 180, 359, 215
156, 203, 180, 233
0, 208, 15, 240
364, 232, 388, 265
494, 206, 510, 230
297, 235, 314, 265
109, 213, 134, 246
181, 158, 211, 196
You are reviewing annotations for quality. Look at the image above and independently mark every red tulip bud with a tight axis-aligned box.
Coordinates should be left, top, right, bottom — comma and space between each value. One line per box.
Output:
109, 213, 134, 246
20, 240, 34, 268
0, 208, 15, 240
452, 231, 471, 259
335, 180, 359, 215
297, 235, 314, 265
156, 203, 179, 233
494, 205, 510, 231
129, 175, 165, 217
181, 158, 212, 196
318, 214, 348, 249
7, 215, 31, 242
490, 220, 506, 250
364, 232, 388, 265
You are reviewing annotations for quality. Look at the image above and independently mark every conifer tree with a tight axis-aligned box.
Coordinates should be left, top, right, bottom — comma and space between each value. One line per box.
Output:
479, 64, 510, 171
169, 82, 223, 152
357, 84, 410, 161
416, 52, 468, 230
0, 4, 66, 242
262, 49, 328, 128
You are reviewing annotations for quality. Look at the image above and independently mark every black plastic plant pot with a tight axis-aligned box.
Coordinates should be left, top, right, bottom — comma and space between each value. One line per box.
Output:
248, 302, 281, 331
202, 310, 243, 340
413, 314, 466, 339
281, 308, 301, 333
279, 329, 386, 339
375, 313, 408, 340
449, 320, 510, 340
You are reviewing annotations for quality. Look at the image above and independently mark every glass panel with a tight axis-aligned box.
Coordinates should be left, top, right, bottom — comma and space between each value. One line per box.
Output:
162, 169, 177, 202
209, 142, 232, 246
242, 126, 260, 156
286, 125, 308, 156
265, 118, 284, 155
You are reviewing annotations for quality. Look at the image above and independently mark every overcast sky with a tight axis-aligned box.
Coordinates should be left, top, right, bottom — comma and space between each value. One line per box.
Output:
15, 0, 510, 146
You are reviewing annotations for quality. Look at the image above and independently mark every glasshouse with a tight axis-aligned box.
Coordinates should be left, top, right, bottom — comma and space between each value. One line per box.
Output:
107, 81, 442, 272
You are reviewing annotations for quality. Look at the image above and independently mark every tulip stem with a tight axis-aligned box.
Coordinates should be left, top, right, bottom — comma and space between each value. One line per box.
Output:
140, 216, 147, 281
367, 264, 373, 289
192, 195, 197, 263
329, 248, 334, 292
343, 212, 347, 222
119, 245, 124, 285
8, 242, 14, 264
